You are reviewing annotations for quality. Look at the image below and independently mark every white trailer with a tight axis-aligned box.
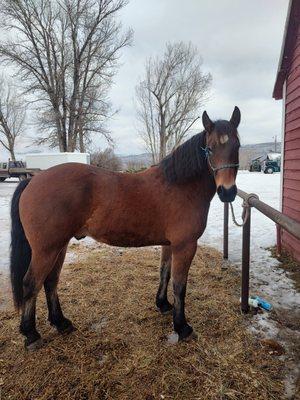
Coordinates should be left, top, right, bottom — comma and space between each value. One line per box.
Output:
25, 152, 90, 170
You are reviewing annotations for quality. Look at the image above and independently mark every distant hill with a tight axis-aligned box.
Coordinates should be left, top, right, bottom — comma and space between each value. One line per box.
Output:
119, 142, 281, 170
119, 153, 152, 169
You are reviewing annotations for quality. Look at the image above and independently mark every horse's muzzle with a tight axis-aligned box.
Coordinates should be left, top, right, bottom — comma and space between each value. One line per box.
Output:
217, 184, 237, 203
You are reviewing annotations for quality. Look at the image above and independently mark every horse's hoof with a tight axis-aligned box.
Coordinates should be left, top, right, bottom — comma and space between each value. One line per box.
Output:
166, 332, 179, 344
178, 325, 197, 342
56, 319, 76, 335
26, 338, 43, 352
168, 330, 197, 344
181, 330, 198, 342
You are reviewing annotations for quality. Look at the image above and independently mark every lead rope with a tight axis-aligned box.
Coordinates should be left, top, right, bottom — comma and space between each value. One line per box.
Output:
229, 202, 249, 227
229, 193, 259, 227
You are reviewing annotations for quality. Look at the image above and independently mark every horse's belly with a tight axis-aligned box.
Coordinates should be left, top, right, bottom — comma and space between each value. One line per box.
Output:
96, 231, 170, 248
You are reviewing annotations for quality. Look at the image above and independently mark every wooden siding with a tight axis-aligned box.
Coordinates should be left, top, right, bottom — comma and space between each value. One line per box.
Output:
282, 20, 300, 263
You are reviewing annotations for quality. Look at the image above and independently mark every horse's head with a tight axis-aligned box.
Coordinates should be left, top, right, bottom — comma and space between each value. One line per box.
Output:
202, 107, 241, 202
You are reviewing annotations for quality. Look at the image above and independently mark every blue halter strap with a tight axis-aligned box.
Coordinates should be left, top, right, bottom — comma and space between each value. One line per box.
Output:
200, 146, 239, 174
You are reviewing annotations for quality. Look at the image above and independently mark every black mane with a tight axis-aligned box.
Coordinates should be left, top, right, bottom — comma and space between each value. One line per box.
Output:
159, 131, 207, 184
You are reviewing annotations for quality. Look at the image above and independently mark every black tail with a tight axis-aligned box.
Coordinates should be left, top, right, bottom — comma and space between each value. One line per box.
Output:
10, 179, 32, 310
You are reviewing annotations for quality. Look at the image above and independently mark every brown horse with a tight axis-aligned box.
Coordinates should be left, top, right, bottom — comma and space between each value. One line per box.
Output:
10, 107, 241, 350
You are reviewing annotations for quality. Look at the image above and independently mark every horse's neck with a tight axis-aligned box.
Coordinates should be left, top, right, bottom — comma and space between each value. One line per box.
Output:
185, 171, 216, 200
150, 165, 216, 201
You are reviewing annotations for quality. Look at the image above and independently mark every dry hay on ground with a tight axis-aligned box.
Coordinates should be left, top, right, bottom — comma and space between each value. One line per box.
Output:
0, 245, 284, 400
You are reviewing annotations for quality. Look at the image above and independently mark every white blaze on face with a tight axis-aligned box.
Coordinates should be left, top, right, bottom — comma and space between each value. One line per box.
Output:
220, 134, 229, 144
215, 168, 236, 189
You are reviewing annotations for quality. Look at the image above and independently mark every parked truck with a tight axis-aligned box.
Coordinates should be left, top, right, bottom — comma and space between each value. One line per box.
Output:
249, 153, 281, 174
249, 157, 262, 172
0, 153, 90, 182
262, 153, 281, 174
0, 160, 37, 182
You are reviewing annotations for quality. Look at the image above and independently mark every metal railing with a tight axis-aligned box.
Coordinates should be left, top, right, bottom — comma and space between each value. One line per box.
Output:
223, 189, 300, 313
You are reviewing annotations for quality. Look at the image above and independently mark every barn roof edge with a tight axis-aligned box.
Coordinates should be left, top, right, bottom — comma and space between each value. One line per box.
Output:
273, 0, 299, 100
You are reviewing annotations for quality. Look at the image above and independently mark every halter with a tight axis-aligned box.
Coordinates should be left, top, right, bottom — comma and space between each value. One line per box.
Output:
201, 146, 239, 174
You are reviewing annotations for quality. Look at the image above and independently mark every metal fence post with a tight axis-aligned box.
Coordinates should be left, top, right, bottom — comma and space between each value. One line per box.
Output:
276, 224, 282, 257
241, 206, 251, 313
223, 202, 229, 259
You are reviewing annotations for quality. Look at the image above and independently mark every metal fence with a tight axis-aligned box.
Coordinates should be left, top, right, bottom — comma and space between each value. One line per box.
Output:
223, 189, 300, 313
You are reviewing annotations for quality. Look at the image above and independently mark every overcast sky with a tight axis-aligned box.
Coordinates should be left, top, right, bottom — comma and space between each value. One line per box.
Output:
106, 0, 289, 155
2, 0, 289, 157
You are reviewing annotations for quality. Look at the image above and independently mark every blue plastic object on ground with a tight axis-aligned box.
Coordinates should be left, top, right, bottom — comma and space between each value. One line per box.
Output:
250, 296, 272, 311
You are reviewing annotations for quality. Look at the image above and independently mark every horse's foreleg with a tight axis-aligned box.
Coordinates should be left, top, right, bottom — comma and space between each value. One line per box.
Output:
171, 241, 197, 341
156, 245, 173, 314
44, 246, 75, 334
20, 250, 60, 350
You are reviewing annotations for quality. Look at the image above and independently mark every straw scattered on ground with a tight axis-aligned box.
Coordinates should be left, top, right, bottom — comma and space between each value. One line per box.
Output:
0, 244, 284, 400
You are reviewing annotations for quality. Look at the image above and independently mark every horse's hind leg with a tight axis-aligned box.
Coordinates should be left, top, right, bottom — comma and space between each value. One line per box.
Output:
171, 241, 197, 341
20, 250, 60, 350
20, 291, 40, 351
156, 246, 173, 314
44, 245, 75, 334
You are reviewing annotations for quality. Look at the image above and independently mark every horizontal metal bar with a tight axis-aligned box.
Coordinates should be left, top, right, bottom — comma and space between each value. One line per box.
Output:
237, 189, 300, 241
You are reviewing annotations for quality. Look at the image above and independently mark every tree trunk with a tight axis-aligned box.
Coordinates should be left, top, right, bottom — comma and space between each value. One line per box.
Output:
10, 147, 16, 161
53, 106, 67, 152
79, 131, 85, 152
159, 111, 166, 161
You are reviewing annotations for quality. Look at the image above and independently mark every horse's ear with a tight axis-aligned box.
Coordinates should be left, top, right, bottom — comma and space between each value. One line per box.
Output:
202, 111, 214, 133
230, 106, 241, 128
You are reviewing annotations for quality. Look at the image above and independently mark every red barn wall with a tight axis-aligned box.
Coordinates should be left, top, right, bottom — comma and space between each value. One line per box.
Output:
282, 24, 300, 262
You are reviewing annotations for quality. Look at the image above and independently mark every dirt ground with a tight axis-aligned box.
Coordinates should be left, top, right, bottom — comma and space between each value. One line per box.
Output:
0, 244, 286, 400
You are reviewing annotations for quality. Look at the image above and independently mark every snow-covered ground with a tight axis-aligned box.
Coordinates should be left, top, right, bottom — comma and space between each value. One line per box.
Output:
0, 172, 299, 396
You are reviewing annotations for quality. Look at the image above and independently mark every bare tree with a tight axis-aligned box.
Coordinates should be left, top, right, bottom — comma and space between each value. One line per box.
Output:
136, 42, 212, 163
0, 77, 26, 161
0, 0, 132, 152
91, 147, 122, 171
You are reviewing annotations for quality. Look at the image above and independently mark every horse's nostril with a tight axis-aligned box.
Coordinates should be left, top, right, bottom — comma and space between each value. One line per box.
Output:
217, 185, 237, 202
217, 186, 224, 195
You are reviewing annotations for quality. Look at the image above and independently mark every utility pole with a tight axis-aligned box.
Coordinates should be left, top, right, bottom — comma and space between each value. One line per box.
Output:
273, 135, 277, 152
